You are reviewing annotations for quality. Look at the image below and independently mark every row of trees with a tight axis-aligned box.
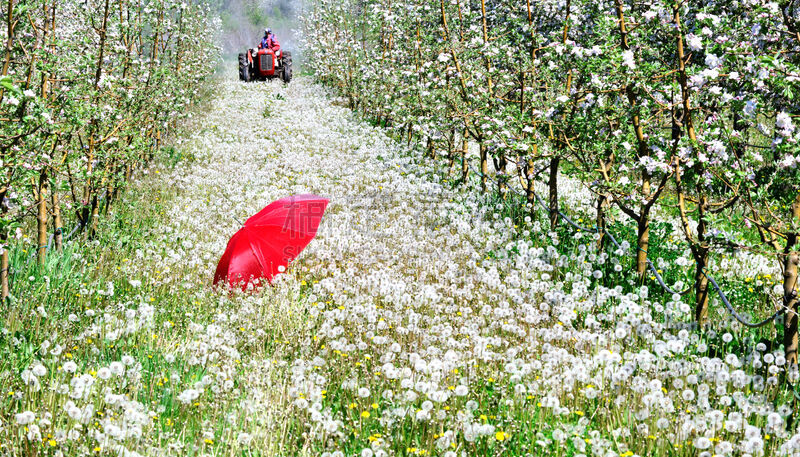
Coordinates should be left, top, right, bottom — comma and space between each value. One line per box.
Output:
0, 1, 221, 300
301, 0, 800, 361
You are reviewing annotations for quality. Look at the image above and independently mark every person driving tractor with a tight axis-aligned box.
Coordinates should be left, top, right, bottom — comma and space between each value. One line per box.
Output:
260, 28, 280, 52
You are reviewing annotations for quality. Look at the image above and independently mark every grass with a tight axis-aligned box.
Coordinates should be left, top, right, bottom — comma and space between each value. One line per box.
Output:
434, 164, 787, 377
0, 140, 315, 455
440, 166, 782, 317
1, 74, 796, 456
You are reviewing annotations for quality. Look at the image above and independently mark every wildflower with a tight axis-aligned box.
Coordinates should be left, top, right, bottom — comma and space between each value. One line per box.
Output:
96, 368, 111, 380
237, 433, 252, 445
15, 411, 35, 425
31, 364, 47, 377
177, 389, 201, 404
694, 437, 711, 449
108, 362, 124, 376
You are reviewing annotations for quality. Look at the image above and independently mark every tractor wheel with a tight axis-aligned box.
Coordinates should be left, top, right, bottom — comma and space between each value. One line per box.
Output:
282, 51, 293, 83
238, 53, 246, 81
242, 63, 250, 82
238, 53, 250, 82
282, 63, 293, 83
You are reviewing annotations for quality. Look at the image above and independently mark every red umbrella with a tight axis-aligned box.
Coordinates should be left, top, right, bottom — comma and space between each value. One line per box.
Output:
214, 194, 329, 289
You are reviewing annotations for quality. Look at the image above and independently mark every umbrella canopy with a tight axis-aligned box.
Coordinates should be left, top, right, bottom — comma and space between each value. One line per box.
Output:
214, 194, 329, 289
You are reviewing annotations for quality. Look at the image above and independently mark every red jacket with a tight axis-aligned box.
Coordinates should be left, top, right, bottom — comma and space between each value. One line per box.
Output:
261, 34, 280, 52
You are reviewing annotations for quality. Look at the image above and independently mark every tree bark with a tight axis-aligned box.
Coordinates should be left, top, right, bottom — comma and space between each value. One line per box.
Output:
479, 141, 488, 193
548, 156, 560, 230
494, 153, 507, 198
635, 168, 652, 277
52, 182, 63, 251
693, 195, 711, 324
175, 6, 184, 72
36, 169, 48, 266
446, 127, 456, 175
0, 0, 16, 101
784, 194, 800, 365
694, 249, 711, 324
596, 192, 608, 251
88, 194, 100, 238
636, 211, 650, 277
461, 129, 469, 183
784, 251, 799, 365
525, 154, 536, 220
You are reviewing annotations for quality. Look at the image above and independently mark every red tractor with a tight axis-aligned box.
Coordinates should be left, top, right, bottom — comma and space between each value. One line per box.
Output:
238, 47, 292, 83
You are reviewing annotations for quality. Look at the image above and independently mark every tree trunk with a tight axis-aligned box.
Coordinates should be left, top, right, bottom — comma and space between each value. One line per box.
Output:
693, 195, 711, 324
103, 160, 115, 215
446, 128, 456, 175
548, 156, 560, 230
784, 251, 799, 365
52, 184, 63, 251
461, 129, 469, 183
175, 7, 184, 72
525, 156, 536, 220
636, 214, 650, 277
784, 195, 800, 365
447, 152, 456, 176
426, 137, 436, 160
494, 153, 508, 198
694, 248, 710, 324
596, 193, 607, 250
88, 193, 100, 238
636, 170, 652, 278
479, 141, 488, 193
0, 0, 17, 101
36, 169, 48, 266
81, 0, 111, 231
